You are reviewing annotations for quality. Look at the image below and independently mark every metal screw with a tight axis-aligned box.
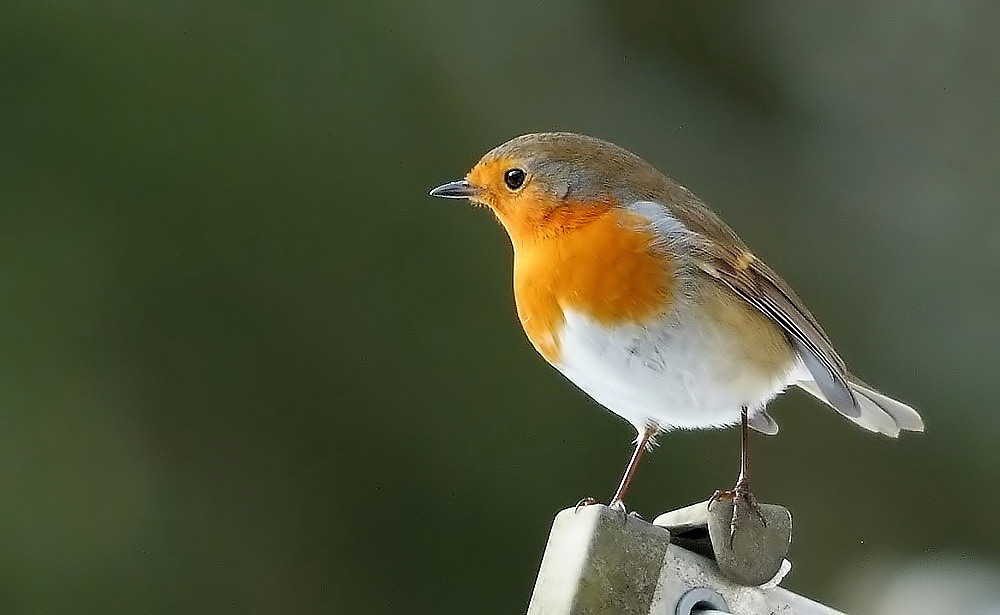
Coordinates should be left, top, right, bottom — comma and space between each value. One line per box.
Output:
675, 587, 730, 615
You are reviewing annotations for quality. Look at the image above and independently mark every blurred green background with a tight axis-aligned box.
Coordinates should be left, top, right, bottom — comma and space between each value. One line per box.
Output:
2, 1, 999, 613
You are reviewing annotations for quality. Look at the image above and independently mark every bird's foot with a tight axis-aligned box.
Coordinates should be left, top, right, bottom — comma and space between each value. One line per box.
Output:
709, 478, 767, 541
608, 499, 627, 515
574, 497, 640, 519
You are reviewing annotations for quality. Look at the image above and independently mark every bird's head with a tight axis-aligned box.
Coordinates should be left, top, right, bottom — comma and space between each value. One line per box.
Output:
430, 132, 666, 244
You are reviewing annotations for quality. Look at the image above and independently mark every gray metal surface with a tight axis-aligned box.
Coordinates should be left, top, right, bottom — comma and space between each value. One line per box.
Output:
526, 504, 844, 615
654, 499, 792, 587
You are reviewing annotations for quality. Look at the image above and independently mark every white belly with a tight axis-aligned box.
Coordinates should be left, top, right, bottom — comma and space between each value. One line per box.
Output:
552, 303, 797, 434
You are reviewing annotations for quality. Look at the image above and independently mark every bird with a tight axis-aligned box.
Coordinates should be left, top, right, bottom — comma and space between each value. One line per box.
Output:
429, 132, 923, 520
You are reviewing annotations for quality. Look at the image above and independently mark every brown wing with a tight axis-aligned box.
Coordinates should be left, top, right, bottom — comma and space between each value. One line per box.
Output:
696, 244, 859, 417
653, 187, 861, 417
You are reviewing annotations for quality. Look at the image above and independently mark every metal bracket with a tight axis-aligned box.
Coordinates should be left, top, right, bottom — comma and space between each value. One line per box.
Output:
653, 499, 792, 587
526, 503, 843, 615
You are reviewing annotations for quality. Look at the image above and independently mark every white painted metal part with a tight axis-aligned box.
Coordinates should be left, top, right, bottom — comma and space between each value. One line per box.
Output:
527, 504, 844, 615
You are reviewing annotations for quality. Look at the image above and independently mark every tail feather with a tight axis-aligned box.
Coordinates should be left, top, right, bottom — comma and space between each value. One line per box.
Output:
795, 376, 923, 437
848, 376, 925, 432
747, 409, 779, 435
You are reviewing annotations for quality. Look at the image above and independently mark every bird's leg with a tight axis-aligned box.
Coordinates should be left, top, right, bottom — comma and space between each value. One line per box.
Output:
607, 425, 658, 513
709, 407, 766, 538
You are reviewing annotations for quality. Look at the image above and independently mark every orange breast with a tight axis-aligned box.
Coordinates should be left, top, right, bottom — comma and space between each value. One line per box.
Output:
512, 208, 674, 363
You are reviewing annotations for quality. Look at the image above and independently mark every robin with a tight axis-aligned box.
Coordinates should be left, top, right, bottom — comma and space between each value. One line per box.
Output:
429, 132, 923, 519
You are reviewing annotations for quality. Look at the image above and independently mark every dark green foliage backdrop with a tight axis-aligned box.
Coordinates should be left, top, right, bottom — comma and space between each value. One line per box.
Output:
2, 1, 998, 612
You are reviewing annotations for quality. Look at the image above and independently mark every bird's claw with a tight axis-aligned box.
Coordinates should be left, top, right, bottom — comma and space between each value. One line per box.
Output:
608, 499, 627, 515
709, 479, 767, 542
574, 497, 640, 520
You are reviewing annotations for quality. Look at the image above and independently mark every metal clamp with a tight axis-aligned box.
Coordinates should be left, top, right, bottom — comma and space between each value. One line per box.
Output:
653, 499, 792, 587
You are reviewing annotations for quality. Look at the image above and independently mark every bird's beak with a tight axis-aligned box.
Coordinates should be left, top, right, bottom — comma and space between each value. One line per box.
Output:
429, 179, 478, 199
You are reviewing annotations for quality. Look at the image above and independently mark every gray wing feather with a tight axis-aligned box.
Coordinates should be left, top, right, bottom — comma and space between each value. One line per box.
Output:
633, 195, 861, 418
701, 257, 861, 419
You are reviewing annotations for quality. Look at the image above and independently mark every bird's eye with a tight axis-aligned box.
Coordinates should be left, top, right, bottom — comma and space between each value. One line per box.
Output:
504, 168, 526, 191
